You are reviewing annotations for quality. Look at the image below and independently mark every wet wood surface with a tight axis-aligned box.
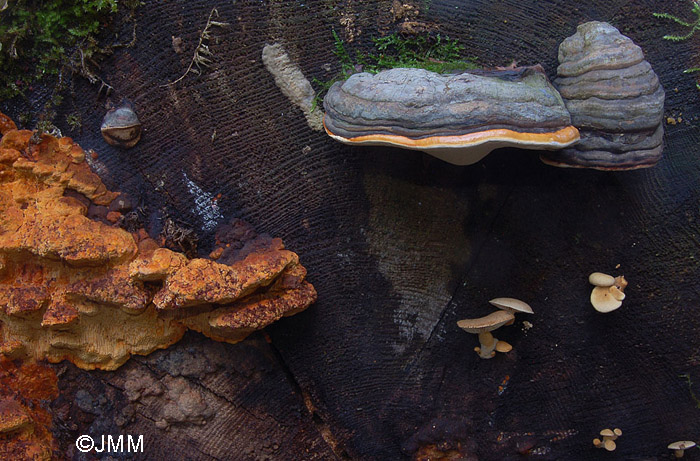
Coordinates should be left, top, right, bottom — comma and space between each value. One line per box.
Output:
2, 0, 699, 459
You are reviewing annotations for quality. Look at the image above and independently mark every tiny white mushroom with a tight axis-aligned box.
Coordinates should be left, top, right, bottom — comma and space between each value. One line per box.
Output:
589, 272, 616, 287
668, 441, 696, 458
457, 310, 515, 359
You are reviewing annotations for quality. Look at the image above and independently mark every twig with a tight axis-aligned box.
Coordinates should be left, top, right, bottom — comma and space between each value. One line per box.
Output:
162, 8, 229, 87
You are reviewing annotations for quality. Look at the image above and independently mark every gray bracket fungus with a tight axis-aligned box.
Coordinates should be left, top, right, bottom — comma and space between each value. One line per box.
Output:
323, 21, 665, 171
541, 21, 665, 170
323, 65, 580, 166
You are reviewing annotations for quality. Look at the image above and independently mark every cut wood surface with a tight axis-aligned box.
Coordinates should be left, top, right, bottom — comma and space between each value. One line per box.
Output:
2, 0, 699, 459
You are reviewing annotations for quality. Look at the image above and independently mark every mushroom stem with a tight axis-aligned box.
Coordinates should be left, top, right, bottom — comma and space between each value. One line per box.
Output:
674, 449, 684, 458
477, 331, 497, 359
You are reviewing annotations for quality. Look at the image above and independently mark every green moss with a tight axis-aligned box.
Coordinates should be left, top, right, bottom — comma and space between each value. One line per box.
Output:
0, 0, 139, 101
654, 1, 700, 89
313, 30, 478, 110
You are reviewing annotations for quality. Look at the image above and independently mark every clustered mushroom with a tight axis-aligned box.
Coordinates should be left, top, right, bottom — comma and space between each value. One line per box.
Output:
668, 441, 697, 458
457, 298, 533, 359
593, 428, 622, 451
589, 272, 628, 313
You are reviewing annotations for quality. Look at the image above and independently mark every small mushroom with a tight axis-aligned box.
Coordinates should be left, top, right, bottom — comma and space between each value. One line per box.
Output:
589, 272, 627, 313
457, 310, 515, 359
593, 428, 621, 451
489, 297, 534, 315
588, 272, 615, 287
668, 441, 696, 458
101, 100, 142, 148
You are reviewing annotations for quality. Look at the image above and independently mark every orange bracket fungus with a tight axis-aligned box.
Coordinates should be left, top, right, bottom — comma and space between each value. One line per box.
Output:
542, 21, 665, 170
0, 112, 316, 370
0, 356, 58, 460
323, 65, 580, 166
457, 297, 533, 359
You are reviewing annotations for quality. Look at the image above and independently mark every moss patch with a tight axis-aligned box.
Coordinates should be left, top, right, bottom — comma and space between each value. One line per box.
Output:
0, 0, 139, 102
313, 30, 478, 110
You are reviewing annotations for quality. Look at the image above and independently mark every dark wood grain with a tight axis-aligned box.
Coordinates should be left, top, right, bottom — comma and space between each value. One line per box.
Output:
2, 0, 699, 459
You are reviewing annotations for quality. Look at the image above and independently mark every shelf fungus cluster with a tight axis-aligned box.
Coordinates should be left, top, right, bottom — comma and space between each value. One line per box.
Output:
593, 428, 622, 452
323, 22, 664, 170
323, 65, 580, 166
589, 272, 627, 313
542, 21, 665, 170
0, 113, 316, 370
457, 298, 533, 359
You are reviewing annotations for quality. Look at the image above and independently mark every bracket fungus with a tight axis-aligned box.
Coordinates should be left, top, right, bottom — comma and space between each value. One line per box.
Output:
323, 66, 579, 165
589, 272, 627, 313
457, 297, 533, 359
101, 100, 142, 148
593, 428, 622, 452
0, 113, 316, 370
668, 441, 697, 458
0, 357, 57, 460
542, 21, 665, 170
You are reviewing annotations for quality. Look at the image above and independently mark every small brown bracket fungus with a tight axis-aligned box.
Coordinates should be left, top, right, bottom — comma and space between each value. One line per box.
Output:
590, 272, 627, 313
457, 310, 515, 359
668, 441, 696, 458
101, 100, 142, 148
323, 66, 579, 166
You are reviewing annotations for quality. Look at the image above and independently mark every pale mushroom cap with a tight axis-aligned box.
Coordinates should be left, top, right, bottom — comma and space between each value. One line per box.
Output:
668, 441, 696, 450
589, 272, 615, 287
591, 286, 623, 313
495, 340, 513, 353
488, 297, 534, 314
604, 439, 616, 451
457, 310, 516, 333
613, 428, 622, 437
599, 429, 615, 437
